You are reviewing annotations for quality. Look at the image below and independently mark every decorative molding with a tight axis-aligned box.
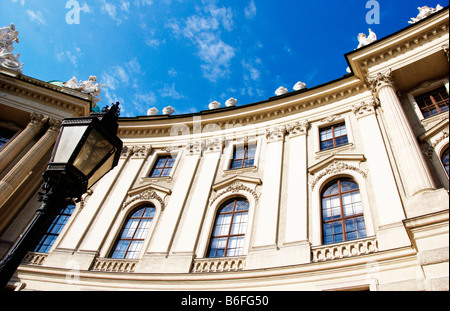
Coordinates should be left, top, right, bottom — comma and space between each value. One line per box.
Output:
320, 114, 342, 124
286, 120, 309, 136
423, 126, 449, 160
123, 188, 166, 211
266, 125, 286, 142
205, 138, 225, 153
352, 101, 376, 117
130, 145, 152, 159
186, 140, 203, 156
309, 159, 367, 190
210, 180, 261, 205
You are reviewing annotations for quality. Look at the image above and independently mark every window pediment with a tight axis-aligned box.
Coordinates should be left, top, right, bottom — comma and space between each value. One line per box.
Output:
210, 176, 262, 205
123, 184, 171, 211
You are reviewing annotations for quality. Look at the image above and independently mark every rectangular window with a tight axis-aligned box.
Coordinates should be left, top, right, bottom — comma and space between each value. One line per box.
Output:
230, 144, 256, 169
319, 123, 348, 151
149, 155, 176, 177
415, 86, 449, 119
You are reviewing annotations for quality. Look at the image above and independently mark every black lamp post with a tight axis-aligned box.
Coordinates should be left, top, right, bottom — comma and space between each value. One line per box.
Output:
0, 103, 123, 289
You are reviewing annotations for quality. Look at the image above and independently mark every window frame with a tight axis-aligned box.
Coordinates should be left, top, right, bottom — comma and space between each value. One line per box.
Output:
320, 178, 367, 245
33, 203, 76, 254
414, 86, 449, 119
230, 143, 257, 170
143, 149, 181, 181
441, 147, 449, 177
222, 138, 261, 174
319, 122, 349, 151
109, 205, 156, 260
207, 197, 250, 258
149, 155, 177, 178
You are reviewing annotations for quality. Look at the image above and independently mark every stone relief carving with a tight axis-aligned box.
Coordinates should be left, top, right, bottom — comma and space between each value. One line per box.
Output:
123, 189, 166, 211
423, 127, 449, 160
286, 120, 310, 136
367, 69, 395, 94
408, 5, 443, 24
65, 75, 105, 110
352, 101, 376, 117
210, 181, 261, 205
310, 160, 367, 190
266, 126, 286, 142
205, 138, 225, 153
0, 23, 23, 73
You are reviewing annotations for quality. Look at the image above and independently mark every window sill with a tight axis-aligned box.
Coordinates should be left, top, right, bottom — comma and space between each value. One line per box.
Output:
223, 166, 258, 176
315, 143, 355, 159
141, 176, 172, 183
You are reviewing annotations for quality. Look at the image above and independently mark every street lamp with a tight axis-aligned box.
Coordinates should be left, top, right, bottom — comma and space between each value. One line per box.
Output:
0, 103, 123, 289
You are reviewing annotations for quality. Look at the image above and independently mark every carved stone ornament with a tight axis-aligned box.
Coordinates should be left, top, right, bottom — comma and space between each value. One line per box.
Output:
275, 86, 288, 96
0, 23, 23, 73
131, 145, 152, 159
210, 181, 260, 205
310, 160, 367, 190
367, 69, 395, 95
286, 120, 309, 136
352, 101, 376, 117
205, 138, 225, 153
266, 126, 287, 142
123, 189, 165, 211
320, 114, 341, 124
408, 5, 443, 24
186, 140, 203, 155
423, 127, 449, 160
357, 28, 377, 49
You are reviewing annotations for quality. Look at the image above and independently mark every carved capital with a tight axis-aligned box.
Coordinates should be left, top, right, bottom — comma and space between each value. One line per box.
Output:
186, 140, 203, 156
47, 118, 62, 133
286, 120, 309, 136
352, 101, 376, 118
205, 138, 224, 153
367, 69, 395, 95
266, 126, 286, 142
29, 112, 47, 127
442, 43, 449, 62
131, 145, 152, 159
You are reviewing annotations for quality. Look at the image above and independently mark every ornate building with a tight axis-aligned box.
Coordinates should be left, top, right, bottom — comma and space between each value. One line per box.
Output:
0, 7, 449, 291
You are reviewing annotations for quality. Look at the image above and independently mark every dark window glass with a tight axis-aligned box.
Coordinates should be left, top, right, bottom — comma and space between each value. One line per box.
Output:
208, 198, 249, 258
415, 86, 449, 119
110, 206, 156, 259
230, 144, 256, 169
321, 179, 367, 245
441, 147, 449, 176
34, 204, 75, 253
320, 123, 348, 151
150, 155, 176, 177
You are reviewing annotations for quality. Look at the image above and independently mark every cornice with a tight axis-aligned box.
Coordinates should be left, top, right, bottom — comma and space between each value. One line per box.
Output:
118, 77, 368, 138
347, 7, 449, 78
0, 72, 91, 117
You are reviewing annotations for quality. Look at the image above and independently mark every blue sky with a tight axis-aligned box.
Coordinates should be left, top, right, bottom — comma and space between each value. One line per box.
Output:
1, 0, 448, 117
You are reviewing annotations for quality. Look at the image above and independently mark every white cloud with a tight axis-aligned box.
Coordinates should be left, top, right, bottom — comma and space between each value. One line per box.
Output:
26, 10, 46, 25
55, 44, 83, 67
100, 0, 122, 24
159, 83, 185, 100
167, 3, 236, 82
242, 59, 261, 81
133, 0, 153, 7
244, 0, 257, 19
11, 0, 25, 6
168, 68, 177, 77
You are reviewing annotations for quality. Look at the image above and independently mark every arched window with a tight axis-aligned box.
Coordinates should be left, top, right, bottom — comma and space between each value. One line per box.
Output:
321, 178, 367, 245
34, 203, 75, 253
110, 205, 156, 259
208, 198, 249, 258
441, 147, 449, 176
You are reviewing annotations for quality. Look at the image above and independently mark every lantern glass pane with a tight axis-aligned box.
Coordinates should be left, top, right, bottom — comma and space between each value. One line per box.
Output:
73, 128, 114, 177
52, 126, 88, 163
87, 150, 117, 188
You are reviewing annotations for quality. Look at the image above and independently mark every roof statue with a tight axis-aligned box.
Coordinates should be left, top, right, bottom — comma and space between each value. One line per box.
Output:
163, 106, 175, 116
64, 75, 105, 112
293, 81, 307, 91
408, 5, 444, 24
147, 107, 159, 116
225, 97, 238, 107
275, 86, 288, 96
209, 101, 221, 110
357, 28, 377, 49
0, 23, 24, 73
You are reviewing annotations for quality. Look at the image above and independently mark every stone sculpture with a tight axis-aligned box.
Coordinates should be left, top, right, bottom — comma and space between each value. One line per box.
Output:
293, 81, 307, 91
64, 75, 105, 110
275, 86, 288, 96
163, 106, 175, 116
209, 101, 221, 110
147, 107, 159, 116
408, 5, 443, 24
0, 23, 23, 73
225, 98, 238, 107
357, 28, 377, 49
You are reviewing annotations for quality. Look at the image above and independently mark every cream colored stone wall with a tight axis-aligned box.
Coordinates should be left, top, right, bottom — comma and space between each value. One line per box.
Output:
2, 9, 449, 291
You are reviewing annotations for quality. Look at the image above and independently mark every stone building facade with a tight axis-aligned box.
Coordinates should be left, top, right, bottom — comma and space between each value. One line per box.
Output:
0, 8, 449, 291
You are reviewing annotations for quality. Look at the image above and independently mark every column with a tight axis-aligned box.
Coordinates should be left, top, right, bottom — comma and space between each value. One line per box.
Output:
352, 101, 410, 250
0, 118, 61, 208
368, 69, 435, 197
0, 112, 47, 174
252, 126, 286, 248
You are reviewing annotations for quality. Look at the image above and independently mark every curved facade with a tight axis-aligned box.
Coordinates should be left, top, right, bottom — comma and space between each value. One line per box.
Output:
1, 8, 449, 291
